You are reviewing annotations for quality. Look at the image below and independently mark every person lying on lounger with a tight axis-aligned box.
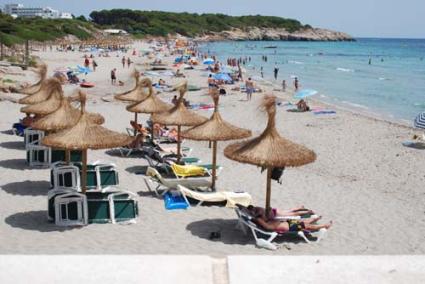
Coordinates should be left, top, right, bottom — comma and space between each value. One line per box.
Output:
296, 99, 310, 112
130, 121, 149, 136
247, 205, 314, 221
127, 133, 145, 148
153, 123, 178, 140
253, 213, 332, 233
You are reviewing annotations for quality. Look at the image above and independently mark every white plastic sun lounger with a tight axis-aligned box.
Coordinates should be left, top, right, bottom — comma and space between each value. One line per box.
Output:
143, 167, 212, 196
177, 185, 251, 208
235, 206, 327, 250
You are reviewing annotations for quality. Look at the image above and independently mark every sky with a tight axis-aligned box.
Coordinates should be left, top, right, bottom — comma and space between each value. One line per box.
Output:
1, 0, 424, 38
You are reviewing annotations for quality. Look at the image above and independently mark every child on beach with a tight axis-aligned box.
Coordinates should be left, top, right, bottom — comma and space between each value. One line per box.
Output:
110, 68, 117, 85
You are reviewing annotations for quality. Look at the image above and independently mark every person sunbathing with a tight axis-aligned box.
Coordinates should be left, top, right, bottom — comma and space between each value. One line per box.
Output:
296, 99, 310, 112
130, 121, 149, 136
247, 205, 314, 221
127, 133, 145, 148
254, 214, 332, 234
153, 123, 178, 140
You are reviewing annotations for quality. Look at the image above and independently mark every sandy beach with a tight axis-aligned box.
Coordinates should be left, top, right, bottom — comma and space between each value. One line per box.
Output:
0, 41, 424, 256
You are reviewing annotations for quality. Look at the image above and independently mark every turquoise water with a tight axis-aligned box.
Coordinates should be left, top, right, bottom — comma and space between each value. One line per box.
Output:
200, 38, 425, 123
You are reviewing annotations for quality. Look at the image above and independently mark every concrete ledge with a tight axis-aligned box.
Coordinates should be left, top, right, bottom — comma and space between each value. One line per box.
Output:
1, 255, 425, 284
228, 255, 425, 284
0, 255, 214, 284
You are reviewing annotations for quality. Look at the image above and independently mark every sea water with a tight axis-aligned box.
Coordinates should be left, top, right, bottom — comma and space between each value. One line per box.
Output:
200, 38, 425, 124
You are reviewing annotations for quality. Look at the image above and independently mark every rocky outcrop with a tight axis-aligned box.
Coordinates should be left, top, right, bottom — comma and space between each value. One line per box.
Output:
195, 27, 354, 42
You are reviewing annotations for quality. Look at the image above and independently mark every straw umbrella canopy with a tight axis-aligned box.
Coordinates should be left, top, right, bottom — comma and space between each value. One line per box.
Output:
115, 74, 150, 126
42, 91, 132, 193
19, 63, 48, 95
19, 77, 58, 105
126, 78, 172, 138
224, 95, 316, 214
20, 78, 62, 115
151, 81, 208, 162
182, 90, 252, 189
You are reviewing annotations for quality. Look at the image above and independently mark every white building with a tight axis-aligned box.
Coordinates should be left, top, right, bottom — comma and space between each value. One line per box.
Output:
3, 3, 71, 19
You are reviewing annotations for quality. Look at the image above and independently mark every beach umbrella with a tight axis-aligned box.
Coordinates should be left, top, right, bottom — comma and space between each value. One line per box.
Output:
224, 95, 316, 215
213, 73, 232, 82
126, 78, 172, 139
20, 78, 63, 115
42, 91, 132, 193
19, 62, 48, 95
19, 77, 58, 105
182, 90, 252, 189
31, 91, 104, 131
151, 81, 208, 162
414, 111, 425, 129
294, 89, 318, 99
203, 58, 215, 65
31, 91, 104, 162
115, 72, 149, 127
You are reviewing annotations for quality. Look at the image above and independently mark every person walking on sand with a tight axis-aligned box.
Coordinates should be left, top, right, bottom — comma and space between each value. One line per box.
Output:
122, 56, 126, 68
127, 57, 131, 68
111, 68, 117, 85
245, 77, 254, 101
92, 59, 98, 72
294, 77, 299, 91
282, 80, 286, 92
84, 56, 90, 68
273, 64, 279, 80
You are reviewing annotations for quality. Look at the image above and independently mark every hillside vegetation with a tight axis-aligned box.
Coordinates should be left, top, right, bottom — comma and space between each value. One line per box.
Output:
0, 13, 94, 46
90, 9, 309, 37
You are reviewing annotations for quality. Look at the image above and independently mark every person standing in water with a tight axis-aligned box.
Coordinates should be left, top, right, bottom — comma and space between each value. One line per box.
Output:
294, 77, 299, 91
127, 57, 131, 68
282, 80, 286, 92
273, 64, 279, 80
260, 66, 264, 78
368, 57, 372, 65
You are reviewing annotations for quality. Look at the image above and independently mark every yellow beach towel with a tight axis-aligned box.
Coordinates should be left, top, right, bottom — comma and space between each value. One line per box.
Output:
171, 164, 206, 177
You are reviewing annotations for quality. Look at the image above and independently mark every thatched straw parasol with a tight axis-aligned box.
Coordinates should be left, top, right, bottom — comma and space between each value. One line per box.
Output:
42, 91, 132, 193
115, 74, 150, 127
182, 90, 251, 189
224, 95, 316, 214
20, 78, 62, 115
126, 78, 172, 138
19, 77, 58, 105
151, 81, 208, 162
19, 62, 48, 95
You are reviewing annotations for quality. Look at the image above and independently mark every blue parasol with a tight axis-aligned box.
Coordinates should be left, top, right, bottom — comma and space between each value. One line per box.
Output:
294, 89, 318, 99
213, 73, 232, 82
203, 58, 215, 65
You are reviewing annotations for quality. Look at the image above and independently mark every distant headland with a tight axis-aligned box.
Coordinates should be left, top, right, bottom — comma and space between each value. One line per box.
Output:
0, 9, 354, 46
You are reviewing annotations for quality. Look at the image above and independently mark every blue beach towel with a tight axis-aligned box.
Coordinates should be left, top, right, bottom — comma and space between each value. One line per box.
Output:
164, 192, 188, 210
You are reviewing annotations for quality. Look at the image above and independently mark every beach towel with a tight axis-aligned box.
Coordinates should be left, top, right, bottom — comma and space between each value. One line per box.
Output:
313, 110, 336, 115
402, 141, 425, 150
179, 186, 252, 208
171, 164, 206, 177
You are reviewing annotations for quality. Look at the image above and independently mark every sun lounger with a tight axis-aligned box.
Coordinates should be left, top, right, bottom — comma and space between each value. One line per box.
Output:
50, 161, 119, 192
143, 167, 212, 196
235, 206, 327, 250
177, 185, 251, 208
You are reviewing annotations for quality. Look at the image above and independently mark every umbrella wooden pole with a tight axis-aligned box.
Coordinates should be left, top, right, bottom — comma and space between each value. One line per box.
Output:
212, 141, 217, 190
134, 113, 138, 136
65, 150, 70, 164
81, 149, 87, 194
177, 125, 181, 163
265, 167, 272, 216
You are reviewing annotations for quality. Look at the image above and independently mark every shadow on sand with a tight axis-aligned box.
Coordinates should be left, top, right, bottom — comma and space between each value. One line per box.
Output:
0, 159, 47, 170
125, 165, 148, 175
1, 180, 51, 196
0, 141, 25, 150
0, 129, 14, 136
186, 218, 308, 246
5, 210, 81, 232
186, 218, 252, 246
